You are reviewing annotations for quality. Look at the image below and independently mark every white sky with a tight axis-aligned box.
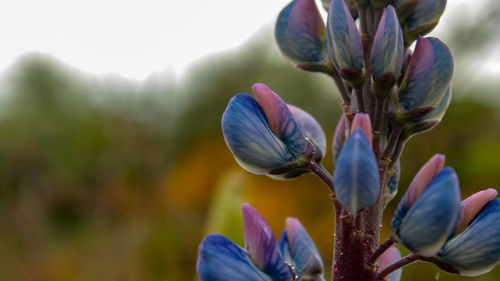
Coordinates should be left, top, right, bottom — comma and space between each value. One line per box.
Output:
0, 0, 495, 80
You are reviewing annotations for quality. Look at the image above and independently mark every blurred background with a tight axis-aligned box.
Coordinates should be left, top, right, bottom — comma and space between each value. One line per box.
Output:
0, 0, 499, 280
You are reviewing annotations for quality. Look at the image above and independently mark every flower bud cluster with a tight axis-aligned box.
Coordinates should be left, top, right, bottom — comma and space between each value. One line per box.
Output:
197, 0, 500, 280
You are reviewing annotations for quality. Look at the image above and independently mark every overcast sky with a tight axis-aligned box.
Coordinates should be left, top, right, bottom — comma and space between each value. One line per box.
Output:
0, 0, 491, 80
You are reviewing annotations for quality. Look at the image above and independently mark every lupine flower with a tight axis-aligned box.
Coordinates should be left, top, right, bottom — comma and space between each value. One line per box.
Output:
276, 0, 330, 72
391, 155, 461, 256
399, 37, 453, 113
426, 189, 500, 276
242, 204, 295, 280
402, 0, 447, 45
333, 123, 380, 215
377, 247, 402, 281
222, 83, 326, 179
197, 203, 325, 281
326, 0, 364, 87
371, 6, 404, 97
278, 218, 325, 280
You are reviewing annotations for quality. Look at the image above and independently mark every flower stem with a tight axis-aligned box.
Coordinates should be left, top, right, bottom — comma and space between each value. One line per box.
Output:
389, 137, 407, 170
329, 70, 350, 106
382, 126, 402, 161
309, 161, 335, 194
359, 7, 369, 35
355, 88, 366, 113
368, 238, 394, 265
377, 254, 420, 280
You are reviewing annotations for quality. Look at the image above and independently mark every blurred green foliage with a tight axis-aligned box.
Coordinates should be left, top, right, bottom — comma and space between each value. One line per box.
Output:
0, 2, 500, 280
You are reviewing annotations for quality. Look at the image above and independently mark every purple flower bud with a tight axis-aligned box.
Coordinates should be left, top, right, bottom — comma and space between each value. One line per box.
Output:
197, 204, 303, 281
222, 83, 326, 179
403, 0, 447, 45
242, 203, 294, 280
333, 128, 380, 215
436, 198, 500, 276
277, 218, 325, 280
378, 247, 402, 281
371, 6, 404, 83
391, 166, 461, 256
350, 113, 373, 146
399, 37, 453, 112
326, 0, 364, 87
275, 0, 330, 72
197, 234, 274, 281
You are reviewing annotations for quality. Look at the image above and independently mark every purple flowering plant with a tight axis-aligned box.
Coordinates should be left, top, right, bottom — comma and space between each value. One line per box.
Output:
197, 0, 500, 280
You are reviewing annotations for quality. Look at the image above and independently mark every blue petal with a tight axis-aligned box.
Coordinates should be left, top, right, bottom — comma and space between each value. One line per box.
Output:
277, 230, 295, 268
288, 104, 327, 157
397, 167, 461, 256
415, 86, 451, 123
439, 199, 500, 276
222, 93, 293, 174
326, 0, 364, 71
197, 234, 273, 281
371, 5, 405, 80
399, 37, 453, 110
420, 38, 453, 106
406, 0, 447, 30
286, 218, 324, 280
333, 128, 380, 215
275, 0, 329, 65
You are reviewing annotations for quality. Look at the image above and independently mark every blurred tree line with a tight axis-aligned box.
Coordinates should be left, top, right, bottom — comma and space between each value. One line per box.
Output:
0, 1, 499, 280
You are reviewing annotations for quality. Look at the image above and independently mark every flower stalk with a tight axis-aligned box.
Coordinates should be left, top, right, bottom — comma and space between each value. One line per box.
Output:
198, 0, 500, 280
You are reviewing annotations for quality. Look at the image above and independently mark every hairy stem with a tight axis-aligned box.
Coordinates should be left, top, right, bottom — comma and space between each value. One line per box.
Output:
309, 161, 335, 194
389, 137, 407, 170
